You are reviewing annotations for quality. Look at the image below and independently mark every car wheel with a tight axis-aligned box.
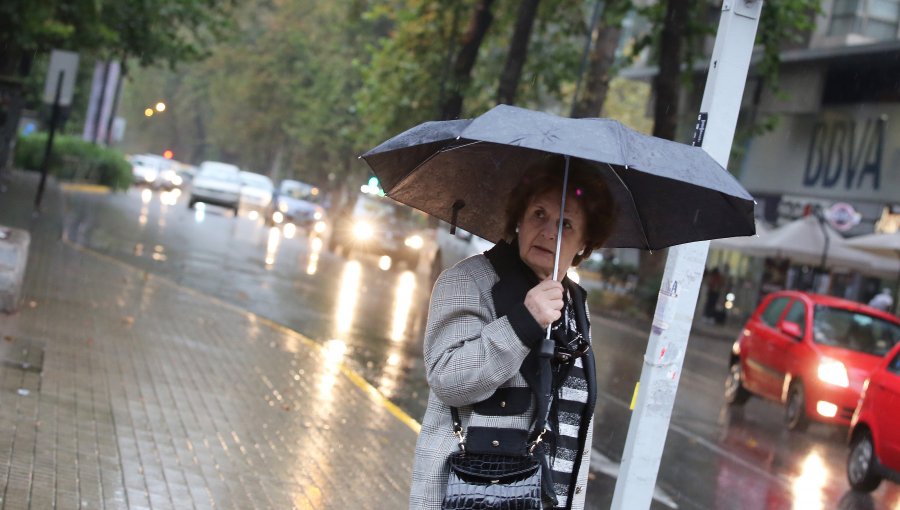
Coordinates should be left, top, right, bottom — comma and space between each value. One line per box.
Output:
724, 362, 751, 405
785, 381, 809, 431
848, 430, 882, 492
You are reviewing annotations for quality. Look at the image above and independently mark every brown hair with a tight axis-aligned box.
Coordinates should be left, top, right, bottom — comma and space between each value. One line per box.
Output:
503, 155, 617, 266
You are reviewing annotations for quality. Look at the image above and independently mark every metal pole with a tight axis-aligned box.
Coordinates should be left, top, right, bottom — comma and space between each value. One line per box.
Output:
34, 69, 64, 211
611, 2, 763, 508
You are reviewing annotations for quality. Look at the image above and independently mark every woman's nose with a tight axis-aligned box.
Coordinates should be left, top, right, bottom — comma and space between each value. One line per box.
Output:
541, 220, 558, 238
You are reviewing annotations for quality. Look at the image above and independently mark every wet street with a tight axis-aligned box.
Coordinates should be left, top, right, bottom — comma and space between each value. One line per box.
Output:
61, 186, 900, 510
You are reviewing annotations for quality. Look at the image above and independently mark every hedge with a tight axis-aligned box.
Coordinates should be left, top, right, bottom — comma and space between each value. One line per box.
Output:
14, 133, 132, 191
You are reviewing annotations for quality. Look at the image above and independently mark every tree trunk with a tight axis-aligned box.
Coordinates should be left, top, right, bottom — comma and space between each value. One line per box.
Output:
571, 21, 621, 118
440, 0, 496, 120
652, 0, 690, 141
496, 0, 540, 106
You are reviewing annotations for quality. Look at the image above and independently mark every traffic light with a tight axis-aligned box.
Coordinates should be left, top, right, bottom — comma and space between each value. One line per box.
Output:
163, 150, 173, 159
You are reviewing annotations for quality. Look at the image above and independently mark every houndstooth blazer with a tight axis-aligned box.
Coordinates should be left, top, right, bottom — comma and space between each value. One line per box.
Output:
408, 251, 595, 510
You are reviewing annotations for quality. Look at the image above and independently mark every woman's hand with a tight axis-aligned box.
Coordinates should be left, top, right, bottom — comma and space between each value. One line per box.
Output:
524, 279, 564, 329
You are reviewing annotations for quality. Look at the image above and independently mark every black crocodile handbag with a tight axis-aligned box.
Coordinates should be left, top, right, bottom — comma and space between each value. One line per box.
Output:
441, 409, 547, 510
442, 450, 542, 510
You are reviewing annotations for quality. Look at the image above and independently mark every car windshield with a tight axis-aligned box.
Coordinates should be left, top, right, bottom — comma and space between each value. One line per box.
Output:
812, 305, 900, 356
354, 195, 428, 228
240, 173, 273, 190
280, 182, 322, 202
199, 163, 240, 181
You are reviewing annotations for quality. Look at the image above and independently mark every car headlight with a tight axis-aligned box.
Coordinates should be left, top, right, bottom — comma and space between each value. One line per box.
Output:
313, 220, 326, 234
143, 173, 155, 182
314, 210, 324, 221
171, 175, 183, 186
353, 221, 373, 240
404, 234, 424, 250
272, 211, 284, 224
278, 201, 289, 213
817, 358, 849, 388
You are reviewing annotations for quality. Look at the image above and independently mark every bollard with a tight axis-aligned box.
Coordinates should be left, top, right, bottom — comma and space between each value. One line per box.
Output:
0, 226, 30, 313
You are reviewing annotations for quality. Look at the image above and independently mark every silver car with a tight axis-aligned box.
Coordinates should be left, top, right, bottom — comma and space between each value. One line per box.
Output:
188, 161, 242, 215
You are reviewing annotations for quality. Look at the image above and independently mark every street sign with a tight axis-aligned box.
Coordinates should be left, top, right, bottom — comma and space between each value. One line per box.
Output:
42, 50, 79, 107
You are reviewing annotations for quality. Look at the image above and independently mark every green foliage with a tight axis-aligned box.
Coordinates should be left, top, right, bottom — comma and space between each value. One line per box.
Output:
15, 133, 132, 190
757, 0, 821, 92
1, 0, 236, 67
120, 0, 380, 191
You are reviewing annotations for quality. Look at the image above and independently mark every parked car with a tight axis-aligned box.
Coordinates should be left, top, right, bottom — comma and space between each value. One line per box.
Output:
239, 171, 274, 215
188, 161, 242, 215
847, 341, 900, 491
725, 290, 900, 430
329, 192, 432, 269
267, 180, 327, 233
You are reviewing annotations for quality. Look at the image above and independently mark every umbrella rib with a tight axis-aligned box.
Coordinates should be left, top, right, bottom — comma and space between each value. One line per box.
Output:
437, 140, 484, 153
607, 163, 652, 251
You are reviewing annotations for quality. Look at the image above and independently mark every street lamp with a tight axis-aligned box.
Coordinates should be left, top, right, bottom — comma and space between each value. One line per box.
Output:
144, 108, 154, 117
155, 102, 166, 112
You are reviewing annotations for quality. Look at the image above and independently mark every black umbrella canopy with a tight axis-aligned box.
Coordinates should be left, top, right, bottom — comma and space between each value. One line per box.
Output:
362, 104, 755, 251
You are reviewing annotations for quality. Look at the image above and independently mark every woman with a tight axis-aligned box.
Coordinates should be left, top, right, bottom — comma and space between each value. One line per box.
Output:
409, 157, 617, 510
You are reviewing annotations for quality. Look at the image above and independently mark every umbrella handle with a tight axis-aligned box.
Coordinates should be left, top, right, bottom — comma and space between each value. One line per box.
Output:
540, 156, 571, 357
449, 200, 465, 235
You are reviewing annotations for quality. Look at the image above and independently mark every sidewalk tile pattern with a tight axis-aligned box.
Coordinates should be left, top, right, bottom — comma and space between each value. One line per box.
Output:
0, 174, 416, 509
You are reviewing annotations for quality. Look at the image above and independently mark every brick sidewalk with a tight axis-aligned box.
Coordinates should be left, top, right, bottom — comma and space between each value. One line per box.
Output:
0, 172, 417, 509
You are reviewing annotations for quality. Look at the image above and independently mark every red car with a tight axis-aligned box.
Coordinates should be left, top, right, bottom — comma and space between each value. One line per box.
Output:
725, 290, 900, 430
847, 341, 900, 491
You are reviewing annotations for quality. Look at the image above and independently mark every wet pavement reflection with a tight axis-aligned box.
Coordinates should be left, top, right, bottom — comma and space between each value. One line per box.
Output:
62, 187, 900, 510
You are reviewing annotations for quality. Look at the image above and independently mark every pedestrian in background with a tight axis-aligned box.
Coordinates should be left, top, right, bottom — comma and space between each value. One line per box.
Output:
703, 267, 724, 323
868, 288, 893, 313
409, 159, 616, 510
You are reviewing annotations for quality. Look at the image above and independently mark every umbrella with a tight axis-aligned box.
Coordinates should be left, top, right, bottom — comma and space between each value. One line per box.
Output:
361, 104, 755, 251
710, 219, 771, 251
721, 215, 900, 276
845, 232, 900, 260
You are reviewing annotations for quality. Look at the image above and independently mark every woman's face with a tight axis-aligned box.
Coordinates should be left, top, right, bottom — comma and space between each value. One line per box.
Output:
517, 189, 587, 280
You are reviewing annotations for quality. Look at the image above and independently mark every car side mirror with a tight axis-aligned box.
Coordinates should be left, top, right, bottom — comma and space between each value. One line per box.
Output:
779, 321, 802, 339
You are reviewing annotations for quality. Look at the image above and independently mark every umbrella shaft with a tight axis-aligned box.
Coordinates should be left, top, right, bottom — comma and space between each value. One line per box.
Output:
545, 157, 571, 343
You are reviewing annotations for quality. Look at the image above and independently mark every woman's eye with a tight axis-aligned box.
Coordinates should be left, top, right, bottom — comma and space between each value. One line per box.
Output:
534, 209, 545, 219
563, 220, 573, 230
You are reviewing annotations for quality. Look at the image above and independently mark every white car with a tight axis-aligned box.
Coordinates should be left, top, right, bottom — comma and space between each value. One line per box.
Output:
188, 161, 242, 215
129, 154, 168, 186
239, 171, 274, 213
431, 223, 494, 282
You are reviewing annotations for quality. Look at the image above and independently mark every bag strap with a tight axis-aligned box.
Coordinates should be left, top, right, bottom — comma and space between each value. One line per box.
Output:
450, 375, 550, 453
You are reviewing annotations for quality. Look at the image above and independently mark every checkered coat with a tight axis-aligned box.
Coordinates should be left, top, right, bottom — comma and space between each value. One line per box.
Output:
409, 251, 595, 510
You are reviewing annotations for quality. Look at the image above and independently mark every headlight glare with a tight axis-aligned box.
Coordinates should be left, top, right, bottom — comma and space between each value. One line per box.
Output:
278, 201, 289, 213
817, 358, 849, 388
353, 221, 373, 240
404, 234, 424, 250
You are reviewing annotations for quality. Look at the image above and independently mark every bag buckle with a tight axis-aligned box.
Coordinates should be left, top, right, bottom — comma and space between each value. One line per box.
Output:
528, 428, 547, 454
454, 422, 466, 451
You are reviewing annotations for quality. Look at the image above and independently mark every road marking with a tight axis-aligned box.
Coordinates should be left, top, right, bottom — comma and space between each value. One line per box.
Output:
590, 449, 679, 508
599, 391, 792, 489
60, 183, 111, 194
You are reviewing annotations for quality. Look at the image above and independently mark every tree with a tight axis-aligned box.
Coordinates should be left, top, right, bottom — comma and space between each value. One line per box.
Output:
441, 0, 497, 119
496, 0, 541, 105
571, 0, 632, 118
1, 0, 235, 171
